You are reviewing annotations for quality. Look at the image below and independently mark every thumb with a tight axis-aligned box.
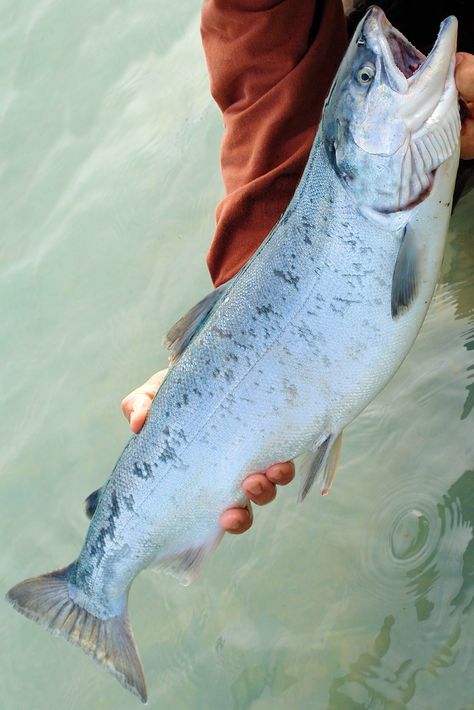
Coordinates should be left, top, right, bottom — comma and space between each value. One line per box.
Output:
121, 368, 169, 432
129, 394, 152, 433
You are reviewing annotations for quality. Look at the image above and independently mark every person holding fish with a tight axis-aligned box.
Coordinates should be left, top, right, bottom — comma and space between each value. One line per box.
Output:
9, 3, 472, 702
122, 0, 474, 536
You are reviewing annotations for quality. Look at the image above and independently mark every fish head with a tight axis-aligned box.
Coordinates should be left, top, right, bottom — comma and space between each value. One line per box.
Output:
323, 6, 460, 228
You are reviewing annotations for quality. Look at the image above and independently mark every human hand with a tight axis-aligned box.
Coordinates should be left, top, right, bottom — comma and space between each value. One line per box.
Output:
121, 370, 168, 434
121, 370, 295, 534
456, 53, 474, 160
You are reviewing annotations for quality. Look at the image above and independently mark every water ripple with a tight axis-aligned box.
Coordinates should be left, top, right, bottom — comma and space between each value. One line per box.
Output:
356, 472, 471, 616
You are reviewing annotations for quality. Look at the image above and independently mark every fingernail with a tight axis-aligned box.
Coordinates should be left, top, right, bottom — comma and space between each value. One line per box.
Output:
229, 520, 241, 531
456, 54, 464, 66
248, 481, 263, 496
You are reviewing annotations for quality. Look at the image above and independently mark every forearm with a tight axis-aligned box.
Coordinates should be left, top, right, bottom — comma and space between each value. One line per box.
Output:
201, 0, 348, 286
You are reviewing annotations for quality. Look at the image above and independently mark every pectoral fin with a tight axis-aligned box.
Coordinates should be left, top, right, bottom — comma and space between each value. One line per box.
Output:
391, 226, 421, 318
164, 277, 234, 363
298, 431, 343, 501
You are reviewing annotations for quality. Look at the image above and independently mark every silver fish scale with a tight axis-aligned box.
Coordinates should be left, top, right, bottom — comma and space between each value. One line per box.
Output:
74, 130, 456, 616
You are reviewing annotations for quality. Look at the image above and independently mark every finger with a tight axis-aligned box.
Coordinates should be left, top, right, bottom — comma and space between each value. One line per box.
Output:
121, 385, 156, 418
265, 461, 295, 486
456, 53, 474, 104
120, 370, 168, 432
128, 395, 151, 433
460, 115, 474, 160
145, 369, 169, 390
220, 505, 253, 534
121, 388, 153, 425
121, 369, 168, 411
242, 473, 277, 505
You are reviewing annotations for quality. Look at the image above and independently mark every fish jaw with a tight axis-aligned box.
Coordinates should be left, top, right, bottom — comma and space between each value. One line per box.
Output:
322, 6, 460, 227
401, 16, 458, 132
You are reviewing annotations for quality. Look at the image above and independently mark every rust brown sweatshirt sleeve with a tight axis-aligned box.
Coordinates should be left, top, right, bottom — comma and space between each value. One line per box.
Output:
200, 0, 348, 286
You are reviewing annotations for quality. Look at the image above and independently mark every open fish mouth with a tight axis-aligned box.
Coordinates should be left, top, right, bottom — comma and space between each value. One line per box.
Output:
366, 7, 458, 121
358, 7, 460, 216
377, 12, 426, 84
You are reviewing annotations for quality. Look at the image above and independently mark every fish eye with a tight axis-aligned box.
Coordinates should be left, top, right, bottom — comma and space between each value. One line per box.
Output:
356, 64, 375, 85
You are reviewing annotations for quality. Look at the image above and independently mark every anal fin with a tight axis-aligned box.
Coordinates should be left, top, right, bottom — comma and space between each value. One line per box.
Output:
298, 431, 343, 501
152, 527, 224, 586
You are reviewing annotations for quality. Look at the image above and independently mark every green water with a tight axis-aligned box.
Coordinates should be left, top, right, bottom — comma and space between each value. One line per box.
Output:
1, 3, 473, 709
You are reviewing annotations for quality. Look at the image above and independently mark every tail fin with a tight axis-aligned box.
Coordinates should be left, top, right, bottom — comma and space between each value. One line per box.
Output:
6, 564, 147, 703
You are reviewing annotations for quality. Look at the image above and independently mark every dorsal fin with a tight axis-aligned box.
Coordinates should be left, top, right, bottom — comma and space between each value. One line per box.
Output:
163, 277, 234, 363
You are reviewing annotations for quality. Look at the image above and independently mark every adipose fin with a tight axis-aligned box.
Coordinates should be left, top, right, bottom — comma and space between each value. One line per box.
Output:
84, 487, 103, 520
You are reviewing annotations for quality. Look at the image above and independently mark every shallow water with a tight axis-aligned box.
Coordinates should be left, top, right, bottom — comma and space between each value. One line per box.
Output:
1, 3, 473, 709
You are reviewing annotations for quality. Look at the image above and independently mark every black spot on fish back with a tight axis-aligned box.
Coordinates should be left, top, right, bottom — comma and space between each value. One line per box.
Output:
273, 268, 300, 290
89, 489, 120, 561
256, 303, 281, 319
123, 493, 135, 511
110, 489, 119, 517
132, 461, 154, 479
212, 326, 233, 340
158, 443, 177, 464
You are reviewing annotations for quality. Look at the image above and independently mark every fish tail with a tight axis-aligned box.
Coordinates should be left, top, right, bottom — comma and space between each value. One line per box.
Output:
6, 564, 147, 703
